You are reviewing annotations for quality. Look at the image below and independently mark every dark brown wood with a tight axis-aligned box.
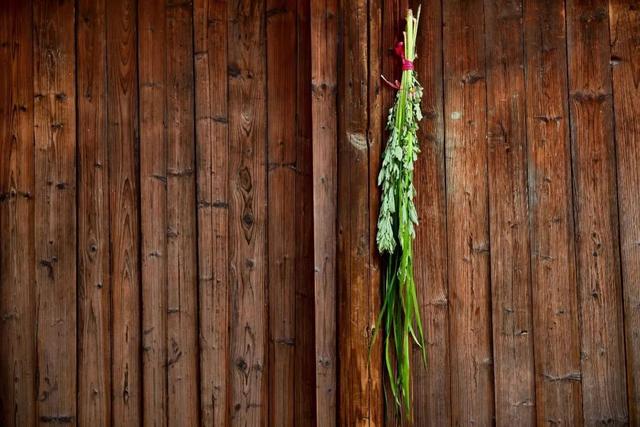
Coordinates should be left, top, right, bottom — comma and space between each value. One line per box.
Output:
165, 2, 200, 425
368, 0, 384, 425
310, 0, 338, 424
337, 0, 383, 424
381, 0, 407, 124
77, 0, 111, 424
106, 0, 141, 423
227, 0, 268, 425
294, 0, 317, 423
566, 1, 628, 424
138, 0, 168, 425
610, 1, 640, 423
266, 0, 298, 424
194, 0, 230, 425
408, 0, 451, 425
0, 1, 37, 425
32, 0, 78, 424
484, 1, 535, 425
524, 0, 583, 424
443, 0, 494, 424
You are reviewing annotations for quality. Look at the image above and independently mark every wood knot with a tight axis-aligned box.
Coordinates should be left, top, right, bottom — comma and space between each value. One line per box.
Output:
238, 167, 252, 192
347, 132, 367, 151
235, 358, 248, 371
228, 63, 241, 78
462, 71, 484, 85
242, 211, 254, 226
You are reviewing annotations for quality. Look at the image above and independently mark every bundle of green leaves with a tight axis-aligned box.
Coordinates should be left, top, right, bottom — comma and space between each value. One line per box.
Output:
373, 6, 426, 420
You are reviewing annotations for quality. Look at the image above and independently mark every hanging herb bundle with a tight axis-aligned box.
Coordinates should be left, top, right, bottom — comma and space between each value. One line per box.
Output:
373, 6, 425, 419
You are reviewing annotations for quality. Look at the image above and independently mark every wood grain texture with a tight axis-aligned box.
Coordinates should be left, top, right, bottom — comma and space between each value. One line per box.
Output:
443, 0, 494, 424
266, 0, 298, 424
368, 0, 383, 425
77, 0, 111, 424
0, 1, 37, 425
484, 0, 535, 425
609, 1, 640, 423
1, 2, 638, 425
194, 0, 230, 425
165, 2, 200, 425
32, 0, 78, 423
227, 0, 268, 425
566, 1, 628, 425
337, 0, 383, 424
524, 0, 583, 424
106, 0, 141, 423
310, 0, 339, 424
293, 0, 317, 423
138, 0, 168, 425
407, 0, 451, 425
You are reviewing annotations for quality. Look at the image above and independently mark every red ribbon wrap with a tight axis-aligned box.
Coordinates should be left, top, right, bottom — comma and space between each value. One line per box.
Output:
382, 41, 414, 90
394, 41, 414, 71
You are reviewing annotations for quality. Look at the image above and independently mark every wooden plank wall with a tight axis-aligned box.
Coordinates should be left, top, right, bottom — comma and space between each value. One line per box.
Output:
1, 0, 639, 426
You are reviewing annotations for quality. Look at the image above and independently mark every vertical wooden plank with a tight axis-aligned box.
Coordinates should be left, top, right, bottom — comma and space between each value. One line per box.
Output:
227, 0, 267, 425
266, 0, 297, 424
77, 0, 111, 424
336, 0, 365, 425
407, 0, 451, 424
609, 1, 640, 423
381, 0, 407, 127
106, 0, 141, 423
0, 1, 37, 425
294, 0, 317, 423
484, 0, 535, 425
310, 0, 338, 424
523, 0, 583, 424
165, 1, 200, 425
193, 0, 229, 425
443, 0, 494, 424
368, 0, 383, 424
32, 0, 77, 423
566, 1, 628, 424
337, 0, 382, 424
138, 0, 168, 425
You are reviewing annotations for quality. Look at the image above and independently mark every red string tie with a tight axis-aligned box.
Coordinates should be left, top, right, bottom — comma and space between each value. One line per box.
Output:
381, 42, 414, 90
394, 42, 414, 70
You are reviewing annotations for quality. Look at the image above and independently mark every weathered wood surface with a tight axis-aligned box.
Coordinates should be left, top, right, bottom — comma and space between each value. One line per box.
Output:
368, 1, 384, 426
106, 0, 142, 423
227, 0, 268, 425
0, 1, 637, 426
293, 0, 317, 423
138, 0, 169, 425
267, 0, 298, 424
610, 1, 640, 424
337, 0, 383, 425
166, 2, 200, 424
566, 1, 628, 424
193, 0, 229, 425
77, 0, 110, 424
0, 1, 37, 426
525, 0, 583, 424
484, 1, 535, 425
33, 0, 78, 424
311, 0, 338, 424
443, 0, 494, 425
